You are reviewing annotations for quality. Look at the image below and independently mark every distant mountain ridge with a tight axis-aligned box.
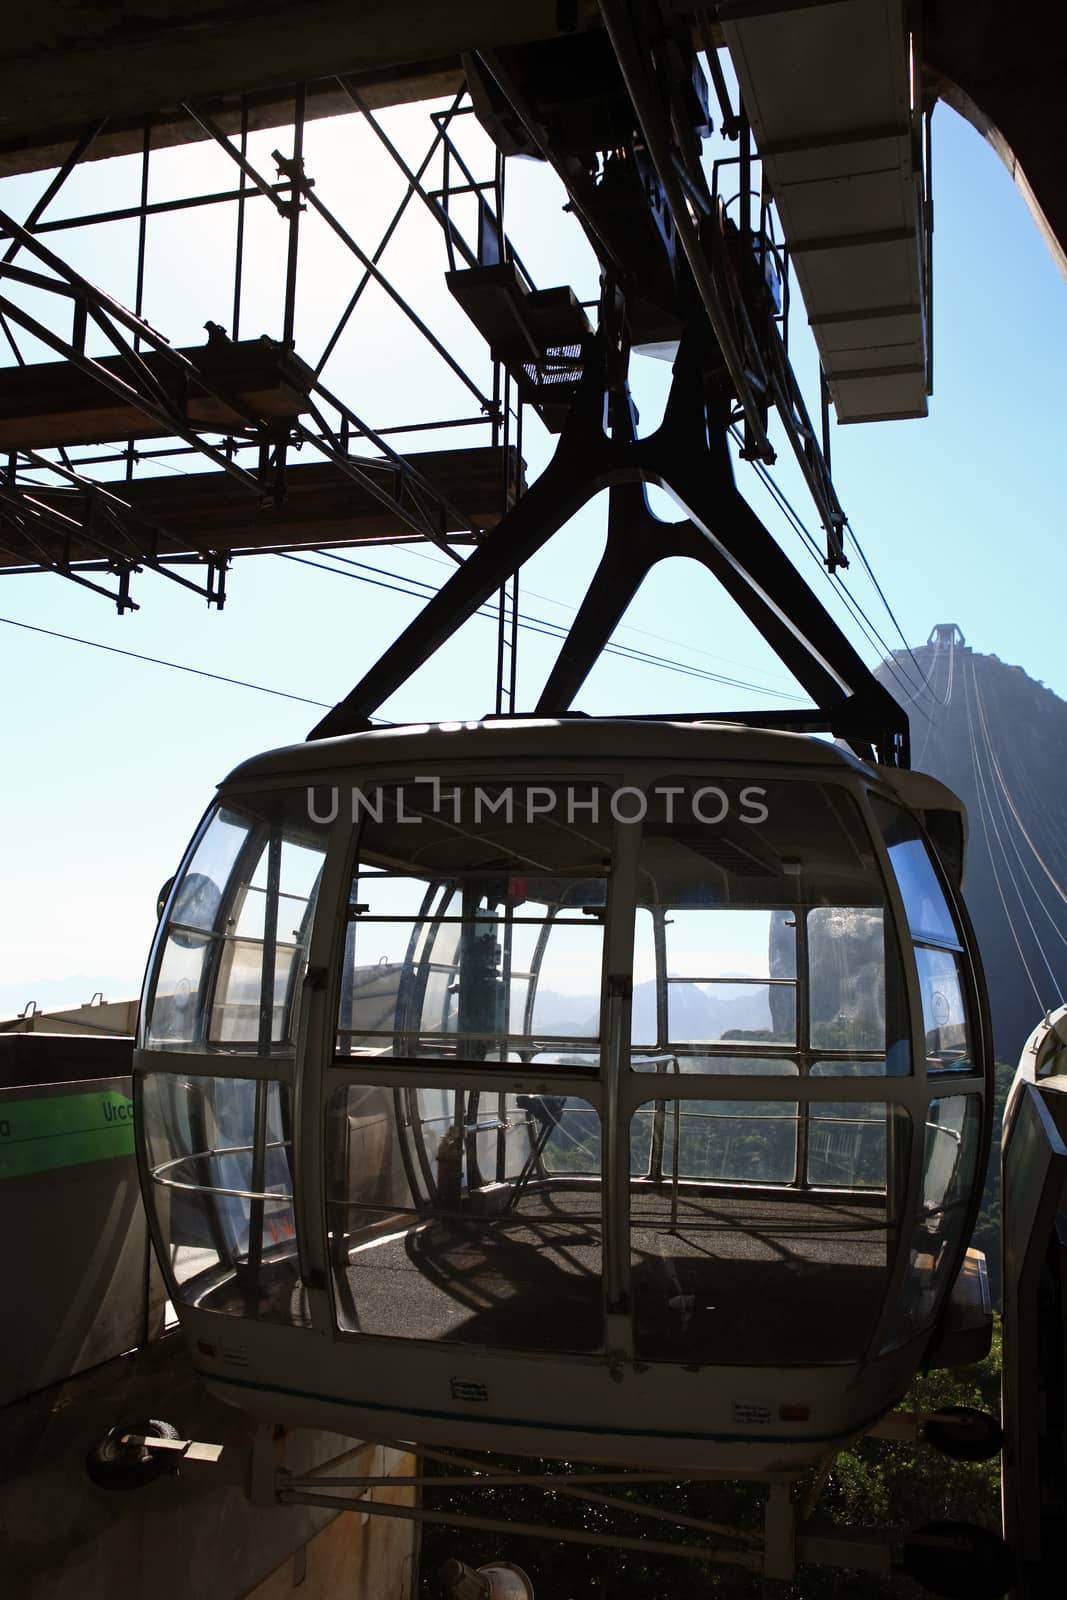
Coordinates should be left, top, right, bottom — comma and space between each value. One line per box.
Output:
535, 977, 778, 1043
879, 630, 1067, 1062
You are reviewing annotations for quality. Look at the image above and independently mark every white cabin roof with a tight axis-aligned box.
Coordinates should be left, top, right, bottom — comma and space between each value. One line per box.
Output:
221, 717, 876, 787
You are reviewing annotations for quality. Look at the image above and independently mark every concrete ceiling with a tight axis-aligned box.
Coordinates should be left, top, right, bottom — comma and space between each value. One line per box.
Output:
0, 0, 572, 174
0, 4, 1063, 286
922, 0, 1067, 279
2, 3, 1063, 277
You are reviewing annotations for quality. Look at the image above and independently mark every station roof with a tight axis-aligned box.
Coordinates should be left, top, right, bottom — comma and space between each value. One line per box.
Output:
723, 0, 929, 423
2, 4, 1062, 271
0, 1, 570, 177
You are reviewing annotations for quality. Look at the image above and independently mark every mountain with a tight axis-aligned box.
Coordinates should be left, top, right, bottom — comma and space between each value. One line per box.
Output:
879, 627, 1067, 1063
535, 978, 781, 1046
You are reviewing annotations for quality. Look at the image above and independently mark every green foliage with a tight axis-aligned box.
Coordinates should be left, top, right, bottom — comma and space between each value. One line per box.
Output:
805, 1016, 886, 1052
822, 1321, 1002, 1531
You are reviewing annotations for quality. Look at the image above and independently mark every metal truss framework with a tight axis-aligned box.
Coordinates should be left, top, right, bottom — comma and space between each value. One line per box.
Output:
0, 8, 877, 725
309, 321, 908, 765
0, 86, 528, 700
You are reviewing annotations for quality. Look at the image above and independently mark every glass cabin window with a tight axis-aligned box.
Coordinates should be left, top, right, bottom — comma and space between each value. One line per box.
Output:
629, 1094, 905, 1364
630, 1074, 800, 1186
881, 1095, 981, 1350
336, 783, 610, 1066
144, 795, 328, 1053
324, 1081, 603, 1351
626, 782, 909, 1363
873, 801, 973, 1073
632, 780, 907, 1075
661, 907, 796, 1046
139, 1073, 308, 1326
808, 906, 888, 1054
806, 1085, 890, 1189
805, 1065, 907, 1195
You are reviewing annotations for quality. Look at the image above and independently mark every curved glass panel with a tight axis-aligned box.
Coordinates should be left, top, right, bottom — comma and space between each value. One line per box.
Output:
336, 784, 610, 1065
145, 793, 328, 1053
629, 1097, 907, 1363
630, 1074, 800, 1185
881, 1094, 982, 1350
663, 904, 797, 1046
633, 780, 907, 1075
808, 906, 887, 1053
139, 1073, 307, 1326
806, 1102, 888, 1189
325, 1081, 603, 1351
915, 946, 971, 1071
878, 830, 960, 948
872, 799, 973, 1075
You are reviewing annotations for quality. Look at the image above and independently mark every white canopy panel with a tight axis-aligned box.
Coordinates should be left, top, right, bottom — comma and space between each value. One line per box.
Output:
722, 0, 930, 423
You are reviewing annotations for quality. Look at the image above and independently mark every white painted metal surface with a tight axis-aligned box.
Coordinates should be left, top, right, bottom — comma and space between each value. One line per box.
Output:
723, 0, 930, 423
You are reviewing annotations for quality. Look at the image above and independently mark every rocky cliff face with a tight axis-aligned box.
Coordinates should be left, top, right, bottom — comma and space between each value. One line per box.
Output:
879, 634, 1067, 1064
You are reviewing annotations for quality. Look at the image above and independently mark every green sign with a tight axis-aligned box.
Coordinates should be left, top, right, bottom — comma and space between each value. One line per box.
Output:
0, 1089, 136, 1179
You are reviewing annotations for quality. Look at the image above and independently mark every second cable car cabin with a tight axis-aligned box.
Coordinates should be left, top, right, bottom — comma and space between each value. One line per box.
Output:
135, 719, 992, 1472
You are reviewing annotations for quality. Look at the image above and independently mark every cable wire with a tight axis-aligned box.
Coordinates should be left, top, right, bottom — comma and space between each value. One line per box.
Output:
971, 659, 1067, 911
730, 433, 936, 716
393, 541, 799, 691
909, 636, 952, 771
843, 521, 937, 698
279, 548, 809, 703
969, 665, 1065, 989
963, 655, 1055, 1013
727, 425, 928, 706
0, 614, 334, 710
301, 548, 806, 696
972, 679, 1067, 960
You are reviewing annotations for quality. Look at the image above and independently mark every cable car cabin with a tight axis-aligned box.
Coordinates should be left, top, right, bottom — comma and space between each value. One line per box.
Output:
134, 720, 992, 1472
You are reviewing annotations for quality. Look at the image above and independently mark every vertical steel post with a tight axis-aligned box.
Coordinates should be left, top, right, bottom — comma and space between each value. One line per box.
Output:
508, 394, 522, 710
795, 901, 811, 1191
248, 827, 283, 1285
738, 111, 755, 459
493, 358, 507, 714
923, 103, 934, 396
282, 87, 306, 349
127, 116, 151, 482
232, 97, 249, 341
763, 1483, 797, 1581
491, 145, 521, 716
602, 810, 639, 1353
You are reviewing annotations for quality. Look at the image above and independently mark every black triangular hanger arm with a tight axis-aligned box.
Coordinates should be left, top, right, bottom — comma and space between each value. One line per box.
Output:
308, 328, 908, 766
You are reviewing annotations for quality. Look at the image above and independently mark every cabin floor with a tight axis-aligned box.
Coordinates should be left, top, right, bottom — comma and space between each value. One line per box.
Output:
328, 1187, 889, 1362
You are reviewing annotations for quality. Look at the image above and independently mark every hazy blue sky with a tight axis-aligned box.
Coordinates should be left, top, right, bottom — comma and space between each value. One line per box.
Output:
0, 81, 1064, 1013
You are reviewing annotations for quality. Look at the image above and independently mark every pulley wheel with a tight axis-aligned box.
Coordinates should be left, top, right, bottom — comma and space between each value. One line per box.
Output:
923, 1405, 1003, 1462
85, 1418, 180, 1491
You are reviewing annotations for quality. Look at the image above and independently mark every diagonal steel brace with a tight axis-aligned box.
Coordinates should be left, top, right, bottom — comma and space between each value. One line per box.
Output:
308, 327, 908, 765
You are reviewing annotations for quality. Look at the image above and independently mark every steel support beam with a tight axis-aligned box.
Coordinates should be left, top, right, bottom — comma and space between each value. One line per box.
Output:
308, 328, 908, 765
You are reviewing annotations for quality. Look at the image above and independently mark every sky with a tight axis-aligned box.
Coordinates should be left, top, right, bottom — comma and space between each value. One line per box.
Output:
0, 68, 1064, 1014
